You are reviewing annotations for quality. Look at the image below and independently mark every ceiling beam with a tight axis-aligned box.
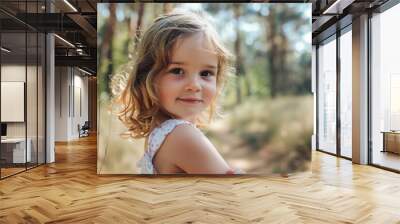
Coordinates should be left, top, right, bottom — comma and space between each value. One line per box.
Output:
312, 15, 335, 33
67, 13, 96, 39
55, 55, 96, 73
323, 0, 356, 14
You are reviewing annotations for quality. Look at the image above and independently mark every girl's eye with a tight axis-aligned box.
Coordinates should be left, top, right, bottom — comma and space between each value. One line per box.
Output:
168, 68, 184, 76
200, 70, 215, 77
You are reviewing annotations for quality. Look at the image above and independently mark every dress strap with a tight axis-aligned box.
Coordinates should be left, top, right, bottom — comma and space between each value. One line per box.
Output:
136, 119, 194, 174
147, 119, 194, 158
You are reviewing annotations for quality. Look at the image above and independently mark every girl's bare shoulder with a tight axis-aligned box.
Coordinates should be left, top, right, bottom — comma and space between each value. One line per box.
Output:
164, 123, 210, 152
158, 123, 230, 174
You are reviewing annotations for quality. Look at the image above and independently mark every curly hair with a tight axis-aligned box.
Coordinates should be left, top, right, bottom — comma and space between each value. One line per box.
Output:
117, 10, 233, 139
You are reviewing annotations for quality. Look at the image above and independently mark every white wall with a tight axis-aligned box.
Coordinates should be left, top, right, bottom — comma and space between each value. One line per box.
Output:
73, 72, 89, 137
55, 66, 69, 141
1, 65, 25, 81
54, 67, 89, 141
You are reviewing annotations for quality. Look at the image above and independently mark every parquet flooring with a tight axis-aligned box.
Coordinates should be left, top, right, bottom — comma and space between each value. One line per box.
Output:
0, 167, 26, 178
1, 135, 400, 223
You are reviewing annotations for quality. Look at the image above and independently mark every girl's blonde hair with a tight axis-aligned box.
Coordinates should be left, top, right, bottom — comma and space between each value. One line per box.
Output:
118, 10, 233, 139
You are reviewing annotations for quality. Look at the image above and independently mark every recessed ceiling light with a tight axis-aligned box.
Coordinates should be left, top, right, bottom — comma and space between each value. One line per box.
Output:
323, 0, 355, 15
78, 67, 93, 76
63, 0, 78, 12
54, 34, 75, 48
1, 47, 11, 53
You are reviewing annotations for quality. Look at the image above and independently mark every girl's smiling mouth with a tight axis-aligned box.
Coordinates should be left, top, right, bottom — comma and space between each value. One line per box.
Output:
177, 97, 203, 104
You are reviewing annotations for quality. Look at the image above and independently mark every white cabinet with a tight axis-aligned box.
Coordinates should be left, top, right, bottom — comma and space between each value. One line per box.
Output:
1, 138, 32, 163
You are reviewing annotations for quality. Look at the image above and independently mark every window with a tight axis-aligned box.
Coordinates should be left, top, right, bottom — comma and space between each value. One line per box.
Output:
371, 3, 400, 171
340, 28, 352, 158
318, 36, 337, 154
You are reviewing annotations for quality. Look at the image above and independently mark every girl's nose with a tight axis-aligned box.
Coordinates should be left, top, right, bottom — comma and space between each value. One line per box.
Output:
185, 75, 201, 92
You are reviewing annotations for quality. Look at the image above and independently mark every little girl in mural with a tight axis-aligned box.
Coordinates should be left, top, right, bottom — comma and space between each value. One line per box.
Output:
118, 10, 241, 174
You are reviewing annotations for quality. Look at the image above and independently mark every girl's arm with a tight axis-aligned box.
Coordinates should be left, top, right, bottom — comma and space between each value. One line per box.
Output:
157, 124, 232, 174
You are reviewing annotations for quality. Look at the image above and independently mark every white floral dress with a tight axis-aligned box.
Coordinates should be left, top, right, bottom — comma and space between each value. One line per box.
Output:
136, 119, 194, 174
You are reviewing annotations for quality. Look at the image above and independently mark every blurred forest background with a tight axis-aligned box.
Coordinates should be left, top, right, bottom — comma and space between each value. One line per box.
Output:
97, 3, 312, 174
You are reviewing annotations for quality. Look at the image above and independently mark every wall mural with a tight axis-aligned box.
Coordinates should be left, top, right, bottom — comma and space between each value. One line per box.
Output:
97, 3, 312, 175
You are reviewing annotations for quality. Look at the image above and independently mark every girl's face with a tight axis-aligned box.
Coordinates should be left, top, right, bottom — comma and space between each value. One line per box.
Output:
155, 32, 218, 123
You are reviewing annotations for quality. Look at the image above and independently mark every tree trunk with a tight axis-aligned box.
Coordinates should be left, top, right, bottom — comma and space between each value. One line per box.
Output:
278, 32, 288, 94
266, 7, 278, 98
234, 3, 243, 104
133, 3, 145, 50
244, 76, 251, 96
100, 3, 116, 94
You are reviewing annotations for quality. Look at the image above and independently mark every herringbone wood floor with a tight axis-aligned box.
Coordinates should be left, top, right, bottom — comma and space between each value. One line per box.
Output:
1, 135, 400, 223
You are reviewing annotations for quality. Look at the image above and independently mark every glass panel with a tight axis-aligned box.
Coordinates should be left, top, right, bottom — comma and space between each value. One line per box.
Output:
0, 0, 46, 178
1, 32, 27, 177
27, 30, 38, 169
340, 29, 352, 158
38, 32, 45, 165
318, 37, 337, 154
26, 0, 38, 169
312, 46, 317, 151
0, 1, 29, 178
371, 4, 400, 171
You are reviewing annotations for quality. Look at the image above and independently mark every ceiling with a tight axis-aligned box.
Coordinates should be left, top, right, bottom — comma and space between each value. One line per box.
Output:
0, 0, 395, 75
0, 0, 98, 75
311, 0, 390, 44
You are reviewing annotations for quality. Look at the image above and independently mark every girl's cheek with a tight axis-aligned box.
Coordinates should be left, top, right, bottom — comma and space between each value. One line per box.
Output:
210, 78, 218, 91
205, 82, 217, 98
